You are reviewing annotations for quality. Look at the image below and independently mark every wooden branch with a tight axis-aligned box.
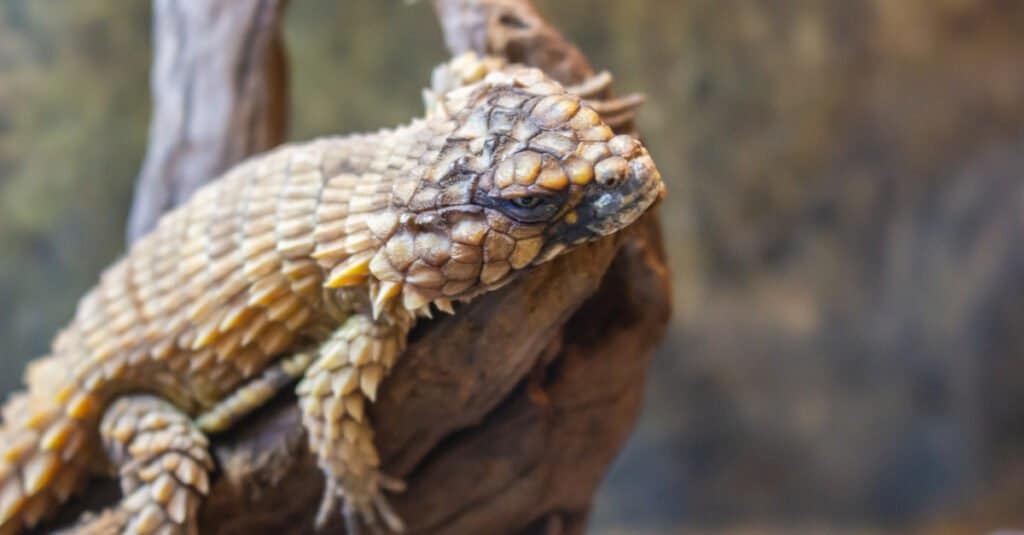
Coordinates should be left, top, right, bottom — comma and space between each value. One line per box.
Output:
63, 1, 671, 533
125, 0, 289, 243
431, 0, 595, 86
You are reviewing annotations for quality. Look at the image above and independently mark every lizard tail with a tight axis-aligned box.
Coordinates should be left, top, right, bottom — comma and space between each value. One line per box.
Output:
0, 356, 98, 535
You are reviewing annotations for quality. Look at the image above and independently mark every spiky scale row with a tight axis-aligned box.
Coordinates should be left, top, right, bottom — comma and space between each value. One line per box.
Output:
100, 396, 213, 535
297, 314, 410, 530
6, 60, 426, 534
0, 127, 433, 533
0, 373, 92, 533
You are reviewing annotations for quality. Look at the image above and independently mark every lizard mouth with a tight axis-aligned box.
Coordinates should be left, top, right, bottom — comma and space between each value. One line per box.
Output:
576, 151, 663, 238
583, 170, 663, 237
534, 150, 663, 264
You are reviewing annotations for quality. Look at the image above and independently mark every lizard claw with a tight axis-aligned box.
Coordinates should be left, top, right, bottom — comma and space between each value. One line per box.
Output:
315, 472, 406, 534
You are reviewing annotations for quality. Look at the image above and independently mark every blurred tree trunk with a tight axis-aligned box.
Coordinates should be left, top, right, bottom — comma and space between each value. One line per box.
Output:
63, 1, 669, 533
126, 0, 290, 242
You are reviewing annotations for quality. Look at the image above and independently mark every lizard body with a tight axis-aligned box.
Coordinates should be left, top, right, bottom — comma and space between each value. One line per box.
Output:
0, 56, 663, 534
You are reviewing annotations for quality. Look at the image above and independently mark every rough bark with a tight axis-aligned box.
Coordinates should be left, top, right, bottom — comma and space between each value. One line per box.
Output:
431, 0, 594, 86
125, 0, 289, 242
63, 1, 670, 533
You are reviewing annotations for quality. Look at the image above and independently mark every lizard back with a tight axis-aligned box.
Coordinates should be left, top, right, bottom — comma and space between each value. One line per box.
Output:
49, 121, 446, 412
0, 119, 449, 530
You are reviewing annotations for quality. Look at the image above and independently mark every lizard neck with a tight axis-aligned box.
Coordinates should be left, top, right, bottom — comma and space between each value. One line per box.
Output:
310, 118, 459, 319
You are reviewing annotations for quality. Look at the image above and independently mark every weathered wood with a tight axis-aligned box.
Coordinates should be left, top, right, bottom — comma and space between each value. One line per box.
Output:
431, 0, 595, 86
62, 1, 670, 533
126, 0, 289, 242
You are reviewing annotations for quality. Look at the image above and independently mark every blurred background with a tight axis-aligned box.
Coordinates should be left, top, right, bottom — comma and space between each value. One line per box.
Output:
1, 1, 1023, 533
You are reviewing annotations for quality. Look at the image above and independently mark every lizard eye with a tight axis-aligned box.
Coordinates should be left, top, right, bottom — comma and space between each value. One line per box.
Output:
487, 194, 563, 223
511, 196, 542, 208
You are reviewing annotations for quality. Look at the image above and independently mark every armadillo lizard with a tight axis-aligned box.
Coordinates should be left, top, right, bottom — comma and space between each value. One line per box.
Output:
0, 54, 663, 534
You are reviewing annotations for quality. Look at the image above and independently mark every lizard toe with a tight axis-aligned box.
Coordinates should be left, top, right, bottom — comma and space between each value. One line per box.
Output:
315, 472, 405, 534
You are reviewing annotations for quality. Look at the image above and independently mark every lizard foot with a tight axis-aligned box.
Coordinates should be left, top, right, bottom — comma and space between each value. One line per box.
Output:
300, 315, 410, 534
314, 471, 406, 534
100, 396, 213, 535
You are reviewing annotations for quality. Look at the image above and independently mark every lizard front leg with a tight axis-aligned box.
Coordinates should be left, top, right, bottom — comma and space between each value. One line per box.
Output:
297, 315, 409, 533
98, 396, 214, 535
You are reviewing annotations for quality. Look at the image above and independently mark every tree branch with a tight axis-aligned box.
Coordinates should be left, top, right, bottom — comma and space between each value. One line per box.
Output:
125, 0, 289, 243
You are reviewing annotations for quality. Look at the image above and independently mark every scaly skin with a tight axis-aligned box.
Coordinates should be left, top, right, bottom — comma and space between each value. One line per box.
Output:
0, 54, 663, 534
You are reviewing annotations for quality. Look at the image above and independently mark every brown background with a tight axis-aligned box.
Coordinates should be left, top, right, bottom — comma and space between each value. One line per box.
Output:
2, 1, 1023, 533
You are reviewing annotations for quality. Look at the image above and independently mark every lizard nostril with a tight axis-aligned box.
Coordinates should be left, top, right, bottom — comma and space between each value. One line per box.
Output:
594, 157, 629, 187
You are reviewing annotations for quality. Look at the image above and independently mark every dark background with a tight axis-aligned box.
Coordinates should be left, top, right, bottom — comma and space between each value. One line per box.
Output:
2, 1, 1023, 533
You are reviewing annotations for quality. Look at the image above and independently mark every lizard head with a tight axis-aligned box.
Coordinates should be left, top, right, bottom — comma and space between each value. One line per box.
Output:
370, 66, 663, 314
